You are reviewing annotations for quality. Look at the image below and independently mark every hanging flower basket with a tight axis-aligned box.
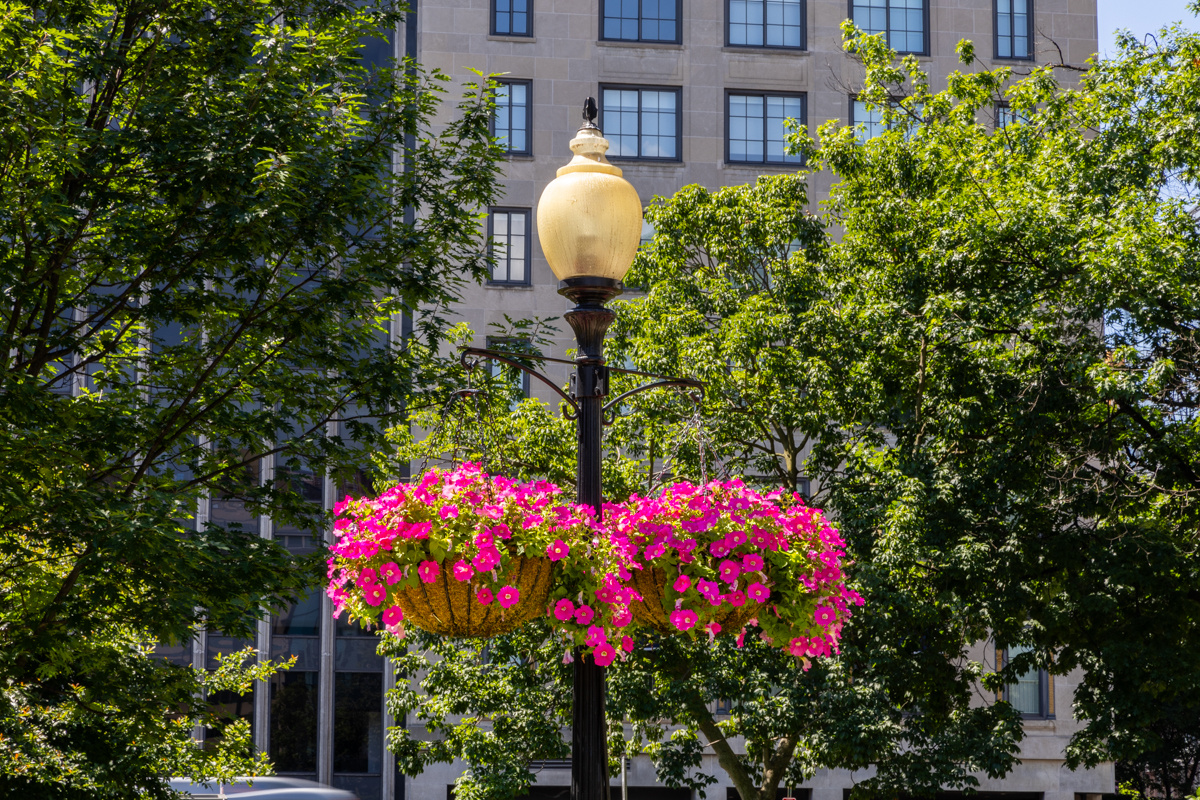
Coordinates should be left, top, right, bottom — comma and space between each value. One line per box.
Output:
605, 479, 863, 666
327, 463, 599, 640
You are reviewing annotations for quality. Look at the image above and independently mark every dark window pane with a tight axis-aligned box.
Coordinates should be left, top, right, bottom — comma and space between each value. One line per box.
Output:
155, 642, 193, 666
271, 636, 321, 671
336, 638, 384, 672
204, 688, 253, 749
274, 590, 322, 637
334, 673, 384, 774
206, 634, 256, 671
271, 672, 319, 773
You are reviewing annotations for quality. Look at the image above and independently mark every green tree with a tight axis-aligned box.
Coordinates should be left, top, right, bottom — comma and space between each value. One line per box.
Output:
810, 12, 1200, 773
0, 0, 502, 796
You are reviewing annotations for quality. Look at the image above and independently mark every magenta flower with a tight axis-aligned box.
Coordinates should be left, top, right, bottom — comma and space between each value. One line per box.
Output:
364, 583, 387, 607
814, 604, 837, 627
379, 562, 402, 585
452, 559, 475, 582
476, 587, 494, 605
417, 560, 440, 584
724, 590, 746, 607
493, 523, 512, 540
546, 539, 570, 561
672, 574, 692, 593
746, 582, 770, 603
497, 585, 520, 609
553, 598, 576, 621
718, 559, 741, 585
472, 546, 501, 572
669, 608, 698, 631
475, 529, 494, 548
621, 635, 635, 653
697, 579, 720, 603
382, 605, 404, 625
438, 505, 459, 520
741, 553, 764, 572
612, 607, 632, 627
585, 625, 607, 647
592, 642, 617, 667
736, 628, 746, 648
356, 567, 378, 587
574, 604, 595, 625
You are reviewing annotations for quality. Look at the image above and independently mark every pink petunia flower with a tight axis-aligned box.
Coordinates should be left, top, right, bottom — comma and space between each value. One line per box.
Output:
493, 523, 512, 540
621, 635, 635, 653
383, 605, 405, 626
472, 546, 502, 572
724, 590, 746, 607
736, 628, 746, 648
612, 607, 633, 627
553, 598, 576, 621
585, 625, 607, 647
476, 587, 494, 605
574, 604, 595, 625
746, 582, 770, 603
592, 642, 617, 667
497, 585, 520, 609
814, 604, 838, 627
546, 539, 570, 561
669, 608, 698, 631
364, 583, 387, 607
438, 505, 459, 520
697, 579, 720, 602
452, 560, 475, 582
417, 560, 440, 584
475, 529, 494, 548
356, 567, 378, 587
718, 559, 741, 585
672, 574, 692, 593
379, 562, 402, 585
741, 553, 764, 572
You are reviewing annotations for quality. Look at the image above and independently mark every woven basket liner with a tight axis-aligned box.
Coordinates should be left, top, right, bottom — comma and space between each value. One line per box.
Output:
392, 555, 554, 638
628, 566, 761, 636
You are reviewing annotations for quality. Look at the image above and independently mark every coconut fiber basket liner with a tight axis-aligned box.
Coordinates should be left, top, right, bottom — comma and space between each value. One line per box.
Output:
392, 556, 554, 638
628, 566, 761, 636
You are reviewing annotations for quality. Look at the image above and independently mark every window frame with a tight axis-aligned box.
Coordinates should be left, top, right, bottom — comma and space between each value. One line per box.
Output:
846, 0, 930, 56
599, 0, 684, 45
490, 0, 533, 37
598, 83, 684, 163
993, 0, 1034, 61
492, 78, 533, 156
724, 89, 807, 166
486, 207, 533, 287
997, 645, 1055, 720
724, 0, 807, 50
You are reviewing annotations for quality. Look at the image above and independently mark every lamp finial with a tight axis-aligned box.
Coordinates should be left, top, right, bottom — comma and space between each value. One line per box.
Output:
581, 97, 599, 131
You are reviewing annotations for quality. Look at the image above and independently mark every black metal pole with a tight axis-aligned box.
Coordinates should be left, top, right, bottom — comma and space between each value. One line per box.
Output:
561, 275, 623, 800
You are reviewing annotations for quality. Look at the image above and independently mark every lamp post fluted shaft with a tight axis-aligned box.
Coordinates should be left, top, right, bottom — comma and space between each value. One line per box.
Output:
563, 283, 620, 800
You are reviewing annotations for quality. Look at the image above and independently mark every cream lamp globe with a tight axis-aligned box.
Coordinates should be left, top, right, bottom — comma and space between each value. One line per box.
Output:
536, 98, 643, 299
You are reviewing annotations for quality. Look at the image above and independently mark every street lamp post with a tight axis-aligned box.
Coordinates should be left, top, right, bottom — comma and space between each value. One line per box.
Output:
538, 100, 643, 800
460, 99, 697, 800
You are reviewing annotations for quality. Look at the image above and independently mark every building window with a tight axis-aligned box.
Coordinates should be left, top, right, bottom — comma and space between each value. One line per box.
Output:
601, 0, 680, 43
727, 0, 804, 49
494, 80, 531, 155
850, 98, 886, 142
727, 92, 805, 164
999, 644, 1054, 719
995, 0, 1032, 59
492, 0, 532, 36
485, 336, 532, 402
600, 86, 681, 161
995, 102, 1026, 128
850, 0, 927, 55
487, 208, 531, 285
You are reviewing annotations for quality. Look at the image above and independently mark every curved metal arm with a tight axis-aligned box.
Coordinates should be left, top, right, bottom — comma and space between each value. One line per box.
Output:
460, 347, 579, 414
602, 378, 703, 424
